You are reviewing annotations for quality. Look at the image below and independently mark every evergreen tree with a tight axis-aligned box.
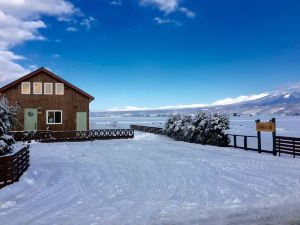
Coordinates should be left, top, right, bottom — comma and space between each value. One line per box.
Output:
0, 97, 19, 155
164, 112, 230, 147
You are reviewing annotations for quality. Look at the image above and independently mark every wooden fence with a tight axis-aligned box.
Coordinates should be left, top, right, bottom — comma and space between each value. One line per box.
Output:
276, 136, 300, 158
131, 124, 300, 158
0, 146, 30, 189
227, 134, 273, 154
11, 129, 134, 142
130, 125, 163, 134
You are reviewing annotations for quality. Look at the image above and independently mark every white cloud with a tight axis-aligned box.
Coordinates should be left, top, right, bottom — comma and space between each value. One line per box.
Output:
107, 106, 150, 111
154, 17, 182, 26
179, 7, 196, 18
29, 64, 38, 70
80, 16, 96, 30
0, 0, 77, 85
0, 0, 75, 18
110, 0, 122, 6
107, 103, 208, 111
52, 54, 60, 58
159, 104, 208, 110
212, 93, 269, 106
0, 11, 46, 49
66, 26, 78, 32
105, 93, 269, 111
0, 51, 29, 85
140, 0, 195, 18
140, 0, 178, 13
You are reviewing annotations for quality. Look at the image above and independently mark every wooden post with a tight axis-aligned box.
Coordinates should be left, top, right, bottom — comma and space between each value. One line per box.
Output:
278, 138, 281, 157
234, 135, 237, 148
271, 118, 277, 156
244, 136, 248, 150
293, 139, 295, 158
256, 119, 262, 153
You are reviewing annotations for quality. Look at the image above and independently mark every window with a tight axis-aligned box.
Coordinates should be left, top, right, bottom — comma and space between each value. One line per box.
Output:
44, 83, 53, 95
33, 82, 42, 94
55, 83, 64, 95
46, 110, 62, 124
21, 82, 30, 94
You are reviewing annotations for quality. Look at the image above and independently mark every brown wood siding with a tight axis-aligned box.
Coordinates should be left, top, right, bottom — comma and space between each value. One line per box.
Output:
0, 72, 90, 131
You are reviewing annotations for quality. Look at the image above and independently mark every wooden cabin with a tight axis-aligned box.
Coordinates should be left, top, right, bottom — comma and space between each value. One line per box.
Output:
0, 67, 94, 131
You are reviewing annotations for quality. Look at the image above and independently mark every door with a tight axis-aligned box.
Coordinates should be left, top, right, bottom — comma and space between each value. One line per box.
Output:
24, 108, 37, 131
76, 112, 87, 131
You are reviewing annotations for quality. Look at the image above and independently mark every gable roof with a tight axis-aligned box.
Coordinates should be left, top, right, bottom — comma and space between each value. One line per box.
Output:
0, 67, 94, 102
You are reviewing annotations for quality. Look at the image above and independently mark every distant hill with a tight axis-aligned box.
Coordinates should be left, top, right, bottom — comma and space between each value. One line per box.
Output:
91, 85, 300, 117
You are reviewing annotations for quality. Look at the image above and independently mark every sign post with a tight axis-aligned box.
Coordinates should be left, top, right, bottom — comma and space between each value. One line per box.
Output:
255, 118, 277, 155
255, 119, 262, 153
271, 118, 277, 156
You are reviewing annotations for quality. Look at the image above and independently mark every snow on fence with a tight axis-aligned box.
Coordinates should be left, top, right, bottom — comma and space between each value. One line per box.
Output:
0, 146, 30, 189
130, 125, 163, 134
11, 129, 134, 142
276, 136, 300, 158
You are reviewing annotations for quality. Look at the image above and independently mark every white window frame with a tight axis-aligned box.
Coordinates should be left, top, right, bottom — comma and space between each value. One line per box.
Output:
21, 82, 31, 94
44, 83, 53, 95
55, 83, 64, 95
33, 82, 42, 95
46, 110, 63, 125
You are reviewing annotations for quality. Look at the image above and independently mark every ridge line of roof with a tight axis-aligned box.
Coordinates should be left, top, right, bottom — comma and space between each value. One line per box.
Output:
0, 67, 95, 102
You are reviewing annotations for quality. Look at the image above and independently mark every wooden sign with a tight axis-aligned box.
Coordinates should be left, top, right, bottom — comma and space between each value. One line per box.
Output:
256, 122, 275, 132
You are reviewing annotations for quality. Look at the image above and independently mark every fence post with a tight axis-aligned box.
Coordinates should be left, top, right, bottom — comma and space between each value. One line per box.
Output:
256, 119, 262, 153
271, 118, 277, 156
278, 139, 281, 157
244, 136, 248, 150
233, 135, 237, 148
293, 139, 295, 158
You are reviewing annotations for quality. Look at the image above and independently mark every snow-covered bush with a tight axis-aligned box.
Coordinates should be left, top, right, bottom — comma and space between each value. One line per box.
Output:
0, 97, 19, 156
192, 113, 230, 146
164, 112, 230, 147
164, 114, 195, 141
164, 114, 182, 138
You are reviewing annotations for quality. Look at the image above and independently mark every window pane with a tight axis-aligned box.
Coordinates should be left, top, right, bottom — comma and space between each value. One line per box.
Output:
55, 111, 62, 123
22, 82, 30, 94
56, 83, 64, 95
44, 83, 53, 94
34, 83, 42, 94
48, 111, 55, 123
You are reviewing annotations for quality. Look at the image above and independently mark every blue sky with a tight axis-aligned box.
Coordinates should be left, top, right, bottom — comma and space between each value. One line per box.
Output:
1, 0, 300, 110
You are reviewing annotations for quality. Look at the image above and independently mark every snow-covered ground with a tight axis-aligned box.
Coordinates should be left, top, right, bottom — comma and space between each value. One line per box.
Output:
1, 132, 300, 225
91, 115, 300, 150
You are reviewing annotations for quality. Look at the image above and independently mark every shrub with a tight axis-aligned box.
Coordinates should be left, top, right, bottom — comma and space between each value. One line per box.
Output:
0, 97, 19, 156
164, 114, 182, 139
193, 113, 230, 146
164, 112, 230, 147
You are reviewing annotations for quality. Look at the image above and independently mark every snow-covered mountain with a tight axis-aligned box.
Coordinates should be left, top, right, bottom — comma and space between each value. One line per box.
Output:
91, 85, 300, 117
214, 84, 300, 115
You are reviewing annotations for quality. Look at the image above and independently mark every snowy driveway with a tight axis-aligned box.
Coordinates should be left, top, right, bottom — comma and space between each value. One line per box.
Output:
1, 132, 300, 225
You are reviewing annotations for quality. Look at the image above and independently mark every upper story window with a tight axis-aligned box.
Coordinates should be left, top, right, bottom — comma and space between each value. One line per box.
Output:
55, 83, 64, 95
21, 82, 30, 94
33, 82, 42, 94
44, 83, 53, 95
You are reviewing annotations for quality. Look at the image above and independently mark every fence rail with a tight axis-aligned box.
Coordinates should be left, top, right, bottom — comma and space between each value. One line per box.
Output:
130, 125, 300, 158
11, 129, 134, 142
276, 136, 300, 158
130, 125, 163, 134
0, 146, 30, 189
227, 134, 273, 154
